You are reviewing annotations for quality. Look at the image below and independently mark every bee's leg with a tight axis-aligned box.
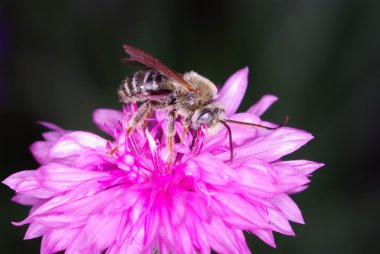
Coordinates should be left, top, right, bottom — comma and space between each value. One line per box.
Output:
166, 110, 176, 172
128, 101, 168, 135
180, 112, 194, 144
190, 129, 197, 150
140, 109, 153, 129
127, 102, 152, 136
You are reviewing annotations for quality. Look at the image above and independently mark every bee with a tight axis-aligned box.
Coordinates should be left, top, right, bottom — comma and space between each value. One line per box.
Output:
118, 45, 285, 170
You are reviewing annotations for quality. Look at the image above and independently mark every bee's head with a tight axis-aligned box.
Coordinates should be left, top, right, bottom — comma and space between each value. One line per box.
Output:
192, 103, 226, 134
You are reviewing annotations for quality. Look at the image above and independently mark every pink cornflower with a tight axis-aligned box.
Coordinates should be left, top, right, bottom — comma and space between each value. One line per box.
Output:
3, 67, 323, 254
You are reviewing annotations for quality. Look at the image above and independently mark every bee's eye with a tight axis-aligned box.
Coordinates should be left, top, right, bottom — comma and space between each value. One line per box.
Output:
197, 111, 213, 126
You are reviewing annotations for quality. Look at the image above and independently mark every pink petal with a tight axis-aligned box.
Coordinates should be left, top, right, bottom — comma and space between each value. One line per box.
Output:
250, 229, 276, 248
30, 141, 52, 165
171, 192, 187, 226
38, 122, 68, 142
12, 193, 41, 206
218, 127, 313, 162
268, 208, 295, 236
146, 129, 164, 173
42, 130, 67, 142
234, 168, 278, 198
186, 217, 211, 254
25, 223, 46, 239
216, 67, 249, 116
270, 194, 304, 224
39, 163, 109, 192
192, 154, 236, 185
205, 218, 251, 254
38, 121, 64, 132
18, 185, 126, 227
143, 210, 161, 247
130, 195, 146, 225
274, 160, 324, 176
187, 192, 211, 222
202, 127, 228, 153
49, 131, 107, 158
272, 164, 311, 194
173, 224, 195, 254
41, 228, 80, 254
93, 108, 123, 135
34, 214, 87, 228
213, 193, 270, 229
3, 170, 55, 199
72, 152, 112, 170
247, 94, 278, 116
290, 185, 309, 193
103, 188, 141, 214
3, 170, 35, 189
158, 205, 176, 247
66, 214, 122, 254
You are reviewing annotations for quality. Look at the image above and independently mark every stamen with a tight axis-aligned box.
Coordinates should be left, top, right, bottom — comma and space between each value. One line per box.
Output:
191, 125, 206, 157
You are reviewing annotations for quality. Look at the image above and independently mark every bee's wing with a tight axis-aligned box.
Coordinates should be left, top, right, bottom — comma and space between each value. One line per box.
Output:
123, 44, 197, 92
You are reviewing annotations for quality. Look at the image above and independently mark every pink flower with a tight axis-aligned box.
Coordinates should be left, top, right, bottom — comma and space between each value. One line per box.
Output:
3, 67, 323, 254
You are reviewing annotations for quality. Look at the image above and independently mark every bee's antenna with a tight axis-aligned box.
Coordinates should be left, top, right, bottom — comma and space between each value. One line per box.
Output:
225, 115, 290, 130
220, 121, 234, 162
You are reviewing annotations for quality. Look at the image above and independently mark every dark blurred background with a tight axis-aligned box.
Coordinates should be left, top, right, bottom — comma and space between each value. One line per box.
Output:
1, 0, 379, 253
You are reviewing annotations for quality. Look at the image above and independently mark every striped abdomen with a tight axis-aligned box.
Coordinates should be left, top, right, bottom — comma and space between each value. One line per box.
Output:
118, 70, 170, 103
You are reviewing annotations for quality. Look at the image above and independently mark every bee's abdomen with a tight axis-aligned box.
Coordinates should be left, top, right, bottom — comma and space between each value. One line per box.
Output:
118, 70, 169, 103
